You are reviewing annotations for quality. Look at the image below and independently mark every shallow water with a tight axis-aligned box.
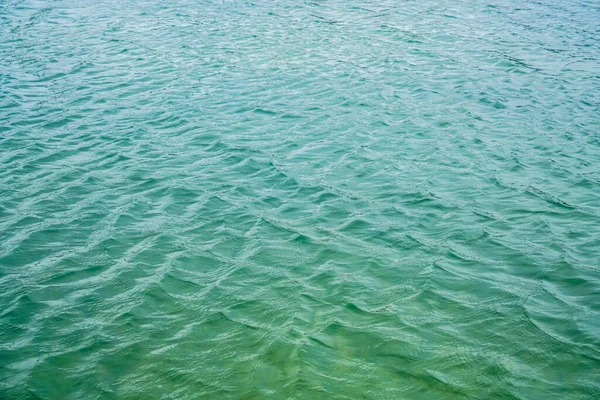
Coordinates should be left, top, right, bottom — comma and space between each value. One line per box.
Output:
1, 0, 600, 398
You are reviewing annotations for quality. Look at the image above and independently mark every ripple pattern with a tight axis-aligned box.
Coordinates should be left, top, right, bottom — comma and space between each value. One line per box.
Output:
1, 0, 600, 398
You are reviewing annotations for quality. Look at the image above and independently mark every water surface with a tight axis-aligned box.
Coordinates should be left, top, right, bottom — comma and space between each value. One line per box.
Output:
1, 0, 600, 398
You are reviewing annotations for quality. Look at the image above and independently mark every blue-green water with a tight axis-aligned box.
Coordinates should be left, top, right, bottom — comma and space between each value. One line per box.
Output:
1, 0, 600, 398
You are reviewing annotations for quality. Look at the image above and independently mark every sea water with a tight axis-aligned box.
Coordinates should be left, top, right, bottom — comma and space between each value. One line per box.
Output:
1, 0, 599, 398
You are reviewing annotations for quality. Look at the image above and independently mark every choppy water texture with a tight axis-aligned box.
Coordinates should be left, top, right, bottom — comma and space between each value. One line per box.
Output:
1, 0, 600, 398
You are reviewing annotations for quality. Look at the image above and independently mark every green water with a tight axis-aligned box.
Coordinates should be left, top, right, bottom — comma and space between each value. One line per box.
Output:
1, 0, 600, 398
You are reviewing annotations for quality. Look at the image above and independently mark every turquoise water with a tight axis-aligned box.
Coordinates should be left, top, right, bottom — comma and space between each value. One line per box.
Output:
1, 0, 600, 398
